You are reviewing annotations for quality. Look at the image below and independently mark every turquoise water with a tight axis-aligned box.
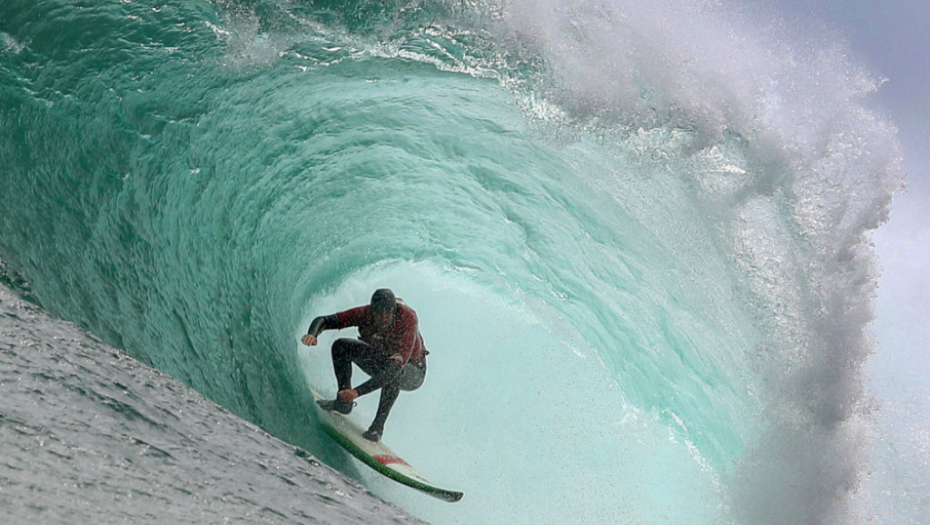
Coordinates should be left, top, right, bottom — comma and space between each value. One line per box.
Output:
0, 1, 902, 524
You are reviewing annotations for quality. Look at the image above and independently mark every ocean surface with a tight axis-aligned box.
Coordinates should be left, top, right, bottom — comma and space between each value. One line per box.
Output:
0, 1, 909, 524
0, 285, 427, 524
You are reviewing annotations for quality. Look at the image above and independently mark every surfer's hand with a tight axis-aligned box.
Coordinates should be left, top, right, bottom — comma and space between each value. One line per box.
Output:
301, 334, 317, 346
337, 389, 359, 403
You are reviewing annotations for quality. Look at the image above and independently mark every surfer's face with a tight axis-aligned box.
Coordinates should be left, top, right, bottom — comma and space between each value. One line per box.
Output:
373, 308, 394, 329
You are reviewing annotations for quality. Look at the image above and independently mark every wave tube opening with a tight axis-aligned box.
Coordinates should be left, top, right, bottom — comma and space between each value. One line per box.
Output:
298, 261, 723, 524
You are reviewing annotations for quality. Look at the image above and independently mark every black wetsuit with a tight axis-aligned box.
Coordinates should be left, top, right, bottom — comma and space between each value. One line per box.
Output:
308, 304, 426, 434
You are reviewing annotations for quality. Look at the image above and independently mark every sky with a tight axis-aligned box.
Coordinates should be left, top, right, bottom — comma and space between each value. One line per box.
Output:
808, 0, 930, 165
763, 3, 930, 183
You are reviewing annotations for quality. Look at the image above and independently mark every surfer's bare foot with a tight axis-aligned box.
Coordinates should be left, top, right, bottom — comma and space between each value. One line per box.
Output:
362, 428, 381, 442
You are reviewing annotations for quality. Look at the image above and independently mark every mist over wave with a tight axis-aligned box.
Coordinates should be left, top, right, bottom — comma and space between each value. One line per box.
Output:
0, 0, 901, 524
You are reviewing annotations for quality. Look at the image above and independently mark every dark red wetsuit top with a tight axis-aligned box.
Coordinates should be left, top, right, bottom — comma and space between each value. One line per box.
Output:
334, 300, 426, 367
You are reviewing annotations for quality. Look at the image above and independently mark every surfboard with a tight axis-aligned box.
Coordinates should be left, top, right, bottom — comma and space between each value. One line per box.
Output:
311, 389, 464, 503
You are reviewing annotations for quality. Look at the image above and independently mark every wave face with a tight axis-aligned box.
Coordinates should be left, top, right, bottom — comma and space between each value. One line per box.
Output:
0, 0, 901, 524
0, 284, 427, 525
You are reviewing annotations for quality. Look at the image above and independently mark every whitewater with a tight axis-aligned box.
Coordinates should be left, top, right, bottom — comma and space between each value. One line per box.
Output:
0, 0, 906, 524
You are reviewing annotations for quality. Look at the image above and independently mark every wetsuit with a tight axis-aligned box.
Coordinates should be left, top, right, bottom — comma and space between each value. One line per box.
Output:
307, 300, 427, 434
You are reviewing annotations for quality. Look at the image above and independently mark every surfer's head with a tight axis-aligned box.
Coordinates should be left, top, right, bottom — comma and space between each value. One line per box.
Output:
370, 288, 396, 327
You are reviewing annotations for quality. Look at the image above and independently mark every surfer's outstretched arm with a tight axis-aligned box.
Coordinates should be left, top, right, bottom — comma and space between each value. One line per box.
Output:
301, 314, 338, 345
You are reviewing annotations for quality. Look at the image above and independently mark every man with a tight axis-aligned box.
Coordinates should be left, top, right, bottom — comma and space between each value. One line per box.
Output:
301, 288, 427, 442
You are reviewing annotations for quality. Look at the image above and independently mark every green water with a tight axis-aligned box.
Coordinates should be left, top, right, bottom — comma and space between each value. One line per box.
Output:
0, 1, 901, 523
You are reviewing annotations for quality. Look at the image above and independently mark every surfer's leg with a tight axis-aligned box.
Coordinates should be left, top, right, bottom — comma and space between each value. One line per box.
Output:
331, 338, 371, 391
366, 383, 401, 440
364, 363, 425, 441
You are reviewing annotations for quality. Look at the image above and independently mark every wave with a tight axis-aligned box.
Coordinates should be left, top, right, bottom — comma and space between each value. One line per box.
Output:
0, 0, 902, 523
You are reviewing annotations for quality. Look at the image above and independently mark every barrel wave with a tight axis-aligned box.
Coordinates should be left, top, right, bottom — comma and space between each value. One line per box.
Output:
0, 1, 901, 524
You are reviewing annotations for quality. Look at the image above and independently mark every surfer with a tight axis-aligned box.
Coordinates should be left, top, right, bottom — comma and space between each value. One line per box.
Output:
301, 288, 427, 442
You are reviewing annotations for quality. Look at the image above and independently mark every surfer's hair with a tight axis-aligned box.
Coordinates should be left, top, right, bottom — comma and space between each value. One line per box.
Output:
370, 288, 396, 313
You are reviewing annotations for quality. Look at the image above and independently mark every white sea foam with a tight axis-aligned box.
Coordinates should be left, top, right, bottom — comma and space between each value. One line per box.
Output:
490, 1, 902, 524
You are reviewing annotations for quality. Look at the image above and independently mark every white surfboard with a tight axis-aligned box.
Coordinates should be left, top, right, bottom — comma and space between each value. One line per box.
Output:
311, 389, 464, 502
